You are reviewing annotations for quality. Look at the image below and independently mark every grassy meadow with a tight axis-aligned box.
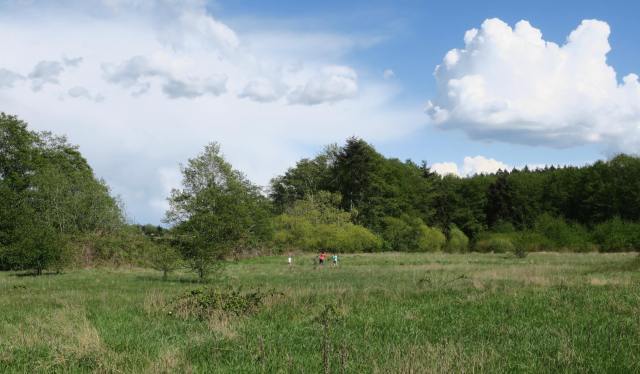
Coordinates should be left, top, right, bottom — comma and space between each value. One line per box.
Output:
1, 252, 640, 373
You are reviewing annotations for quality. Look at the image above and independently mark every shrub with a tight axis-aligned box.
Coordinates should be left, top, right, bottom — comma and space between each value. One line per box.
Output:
475, 234, 515, 253
381, 215, 444, 252
381, 216, 413, 251
171, 287, 280, 320
272, 214, 314, 252
333, 224, 383, 253
512, 231, 551, 253
492, 221, 516, 233
514, 245, 528, 258
416, 225, 446, 252
592, 218, 640, 252
533, 214, 592, 252
446, 226, 469, 253
272, 215, 381, 253
0, 221, 70, 274
73, 226, 152, 266
146, 243, 182, 280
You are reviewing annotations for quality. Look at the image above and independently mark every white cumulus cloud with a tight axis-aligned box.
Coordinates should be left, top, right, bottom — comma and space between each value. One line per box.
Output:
239, 79, 282, 103
461, 155, 509, 176
432, 155, 510, 177
431, 161, 459, 176
288, 65, 358, 105
426, 18, 640, 153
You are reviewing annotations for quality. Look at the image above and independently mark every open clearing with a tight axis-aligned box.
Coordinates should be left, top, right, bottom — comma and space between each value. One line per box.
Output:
1, 252, 639, 373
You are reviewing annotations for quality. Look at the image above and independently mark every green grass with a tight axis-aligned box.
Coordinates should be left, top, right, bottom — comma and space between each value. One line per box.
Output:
1, 252, 640, 373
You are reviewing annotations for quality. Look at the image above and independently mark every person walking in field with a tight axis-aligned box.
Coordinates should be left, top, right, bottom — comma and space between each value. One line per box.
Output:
331, 253, 338, 267
319, 251, 326, 266
287, 255, 292, 267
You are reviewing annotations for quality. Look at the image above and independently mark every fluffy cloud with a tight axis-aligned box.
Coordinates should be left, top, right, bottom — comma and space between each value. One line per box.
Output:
239, 79, 282, 103
288, 65, 358, 105
432, 155, 509, 177
426, 18, 640, 153
431, 161, 459, 176
461, 156, 509, 176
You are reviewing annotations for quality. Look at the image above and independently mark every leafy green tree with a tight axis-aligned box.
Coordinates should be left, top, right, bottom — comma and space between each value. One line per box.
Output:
165, 142, 271, 280
486, 171, 515, 229
1, 113, 123, 273
332, 137, 385, 225
2, 213, 68, 275
269, 144, 338, 212
147, 243, 182, 280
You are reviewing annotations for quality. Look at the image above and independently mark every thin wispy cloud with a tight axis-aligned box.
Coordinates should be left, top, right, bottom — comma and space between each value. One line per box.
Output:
0, 0, 421, 223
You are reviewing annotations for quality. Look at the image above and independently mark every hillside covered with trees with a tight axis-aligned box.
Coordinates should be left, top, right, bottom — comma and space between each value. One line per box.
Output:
271, 137, 640, 254
2, 114, 640, 275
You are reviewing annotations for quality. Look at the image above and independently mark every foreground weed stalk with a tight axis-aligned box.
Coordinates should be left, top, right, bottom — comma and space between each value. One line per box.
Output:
315, 304, 340, 374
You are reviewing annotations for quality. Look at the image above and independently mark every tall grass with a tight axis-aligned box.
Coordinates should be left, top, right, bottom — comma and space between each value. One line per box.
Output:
1, 252, 639, 372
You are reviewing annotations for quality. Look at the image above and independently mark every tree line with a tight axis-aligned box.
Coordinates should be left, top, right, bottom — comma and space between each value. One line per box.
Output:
2, 114, 639, 277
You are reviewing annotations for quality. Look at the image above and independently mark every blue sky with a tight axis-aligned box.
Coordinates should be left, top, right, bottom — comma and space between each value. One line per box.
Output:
0, 0, 638, 223
217, 0, 640, 166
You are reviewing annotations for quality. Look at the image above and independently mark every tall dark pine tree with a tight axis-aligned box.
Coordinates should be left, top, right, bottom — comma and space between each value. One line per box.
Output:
485, 171, 515, 228
332, 137, 383, 226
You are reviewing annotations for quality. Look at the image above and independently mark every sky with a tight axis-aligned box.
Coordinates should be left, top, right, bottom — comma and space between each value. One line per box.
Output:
0, 0, 638, 224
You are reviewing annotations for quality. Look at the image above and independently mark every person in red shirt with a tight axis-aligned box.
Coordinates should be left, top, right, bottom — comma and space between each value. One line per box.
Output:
319, 251, 326, 266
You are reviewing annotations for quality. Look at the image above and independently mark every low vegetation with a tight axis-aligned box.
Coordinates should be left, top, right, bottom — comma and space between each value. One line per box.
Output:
3, 113, 640, 372
1, 252, 639, 372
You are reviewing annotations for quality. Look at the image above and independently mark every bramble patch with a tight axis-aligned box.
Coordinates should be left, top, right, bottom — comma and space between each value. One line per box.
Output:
170, 287, 283, 320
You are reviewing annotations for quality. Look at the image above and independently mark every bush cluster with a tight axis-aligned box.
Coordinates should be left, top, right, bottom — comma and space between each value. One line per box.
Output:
446, 226, 470, 253
381, 215, 446, 252
591, 218, 640, 252
475, 234, 515, 253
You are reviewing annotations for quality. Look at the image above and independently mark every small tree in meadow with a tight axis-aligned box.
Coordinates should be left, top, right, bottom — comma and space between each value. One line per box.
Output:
147, 243, 182, 280
165, 143, 271, 280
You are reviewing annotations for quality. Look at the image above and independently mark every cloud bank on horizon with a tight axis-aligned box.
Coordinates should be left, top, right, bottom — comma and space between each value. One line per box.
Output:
427, 18, 640, 153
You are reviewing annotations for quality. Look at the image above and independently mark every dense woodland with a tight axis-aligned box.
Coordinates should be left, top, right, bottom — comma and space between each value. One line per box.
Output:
2, 113, 640, 276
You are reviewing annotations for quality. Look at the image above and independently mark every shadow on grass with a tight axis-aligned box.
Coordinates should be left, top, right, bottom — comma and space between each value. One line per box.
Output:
583, 254, 640, 274
134, 274, 216, 284
9, 271, 64, 277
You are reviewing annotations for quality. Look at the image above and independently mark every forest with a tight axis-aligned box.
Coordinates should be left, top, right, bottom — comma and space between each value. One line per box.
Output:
2, 113, 640, 276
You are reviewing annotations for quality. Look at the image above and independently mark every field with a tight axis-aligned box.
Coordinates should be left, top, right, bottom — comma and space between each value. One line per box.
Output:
1, 252, 640, 373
